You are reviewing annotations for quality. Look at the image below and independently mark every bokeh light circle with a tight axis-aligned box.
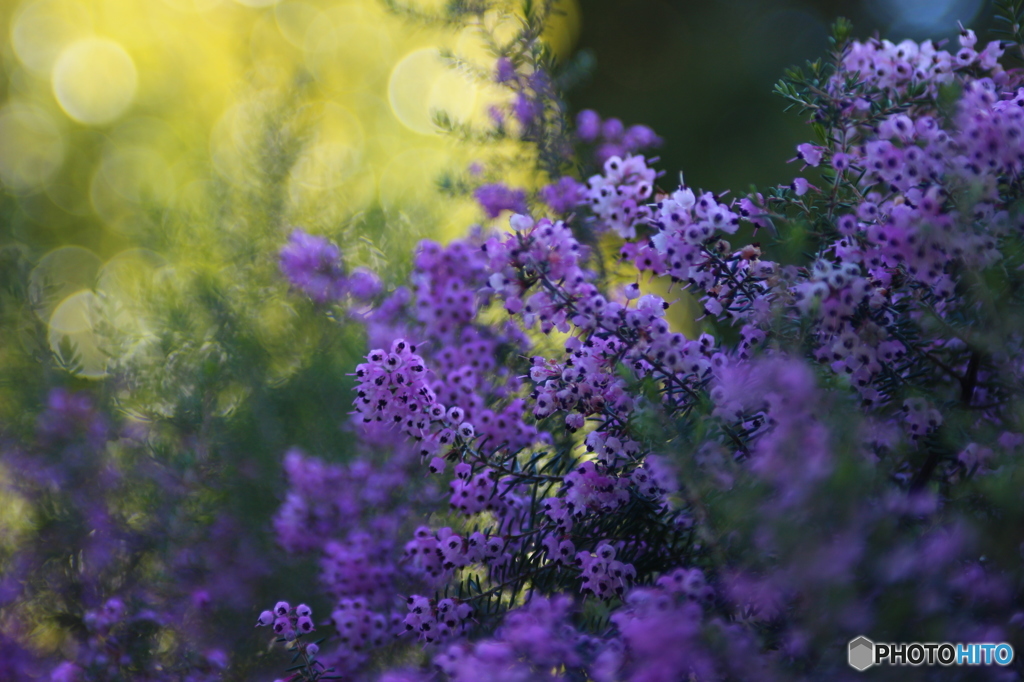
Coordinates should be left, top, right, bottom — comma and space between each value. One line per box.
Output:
28, 246, 103, 323
0, 103, 65, 192
274, 1, 322, 47
96, 248, 167, 332
11, 0, 94, 74
388, 47, 478, 135
305, 6, 394, 93
47, 290, 108, 379
159, 0, 223, 11
289, 102, 365, 190
540, 0, 581, 61
52, 38, 138, 126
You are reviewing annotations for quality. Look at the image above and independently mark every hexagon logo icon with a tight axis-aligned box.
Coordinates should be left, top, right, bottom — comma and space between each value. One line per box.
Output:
849, 636, 875, 671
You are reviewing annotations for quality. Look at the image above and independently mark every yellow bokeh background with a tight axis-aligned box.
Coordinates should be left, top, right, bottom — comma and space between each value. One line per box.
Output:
0, 0, 580, 378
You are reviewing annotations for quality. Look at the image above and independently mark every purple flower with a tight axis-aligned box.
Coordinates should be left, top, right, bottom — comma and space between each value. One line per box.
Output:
793, 142, 822, 167
251, 16, 1024, 682
789, 177, 813, 195
832, 152, 850, 172
50, 662, 80, 682
474, 183, 528, 219
37, 388, 107, 447
612, 590, 715, 682
601, 117, 624, 141
622, 124, 662, 151
279, 229, 346, 304
513, 93, 541, 128
494, 57, 516, 84
576, 109, 601, 141
539, 177, 584, 214
347, 267, 382, 301
595, 142, 627, 165
0, 634, 40, 681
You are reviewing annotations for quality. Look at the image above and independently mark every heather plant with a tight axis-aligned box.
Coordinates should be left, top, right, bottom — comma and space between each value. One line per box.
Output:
2, 0, 1024, 681
264, 5, 1024, 681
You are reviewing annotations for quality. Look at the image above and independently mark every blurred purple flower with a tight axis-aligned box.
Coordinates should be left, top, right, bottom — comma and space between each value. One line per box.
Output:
601, 117, 624, 141
513, 93, 541, 129
539, 177, 584, 214
347, 267, 382, 301
622, 124, 662, 151
37, 388, 107, 448
576, 109, 601, 141
474, 183, 528, 219
279, 228, 346, 304
494, 57, 516, 84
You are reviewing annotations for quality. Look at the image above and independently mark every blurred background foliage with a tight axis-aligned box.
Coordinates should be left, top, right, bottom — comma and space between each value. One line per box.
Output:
0, 0, 581, 417
0, 0, 1009, 675
572, 0, 999, 191
0, 0, 1003, 397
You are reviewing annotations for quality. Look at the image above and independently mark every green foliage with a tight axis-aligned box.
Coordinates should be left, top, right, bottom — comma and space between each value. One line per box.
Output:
993, 0, 1024, 57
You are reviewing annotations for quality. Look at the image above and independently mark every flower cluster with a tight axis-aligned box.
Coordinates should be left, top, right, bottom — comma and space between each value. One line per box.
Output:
474, 183, 528, 219
256, 602, 334, 680
352, 339, 459, 456
401, 595, 474, 643
329, 598, 389, 669
256, 601, 316, 640
576, 543, 636, 599
561, 461, 630, 517
576, 109, 663, 164
8, 3, 1023, 680
539, 176, 585, 215
36, 388, 108, 447
256, 10, 1024, 682
583, 155, 658, 238
765, 42, 1024, 420
606, 587, 714, 681
279, 229, 348, 304
320, 534, 395, 606
433, 596, 583, 682
833, 27, 1004, 98
485, 34, 572, 168
274, 447, 411, 553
